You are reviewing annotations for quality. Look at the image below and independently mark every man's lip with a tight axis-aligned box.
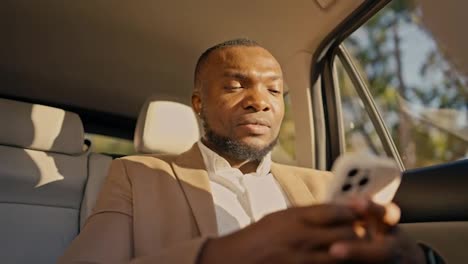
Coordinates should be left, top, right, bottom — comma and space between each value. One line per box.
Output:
237, 118, 271, 127
237, 123, 270, 135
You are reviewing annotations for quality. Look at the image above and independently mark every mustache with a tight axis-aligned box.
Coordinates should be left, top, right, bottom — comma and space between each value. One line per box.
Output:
199, 107, 272, 128
202, 120, 279, 161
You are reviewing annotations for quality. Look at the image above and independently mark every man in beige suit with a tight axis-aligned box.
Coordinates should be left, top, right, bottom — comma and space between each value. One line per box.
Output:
60, 39, 431, 263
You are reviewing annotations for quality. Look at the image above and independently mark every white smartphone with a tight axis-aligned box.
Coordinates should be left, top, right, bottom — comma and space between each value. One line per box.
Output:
322, 153, 401, 204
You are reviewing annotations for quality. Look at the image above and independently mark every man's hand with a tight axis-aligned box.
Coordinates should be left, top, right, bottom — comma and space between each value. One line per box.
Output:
198, 204, 360, 264
198, 199, 427, 264
329, 199, 427, 264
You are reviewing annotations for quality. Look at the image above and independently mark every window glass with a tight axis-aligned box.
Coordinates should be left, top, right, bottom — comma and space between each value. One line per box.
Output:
336, 59, 386, 156
85, 133, 135, 156
273, 93, 297, 165
342, 0, 467, 169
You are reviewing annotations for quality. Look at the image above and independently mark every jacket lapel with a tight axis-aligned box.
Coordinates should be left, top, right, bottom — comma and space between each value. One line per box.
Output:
171, 145, 318, 236
271, 163, 316, 207
171, 144, 218, 237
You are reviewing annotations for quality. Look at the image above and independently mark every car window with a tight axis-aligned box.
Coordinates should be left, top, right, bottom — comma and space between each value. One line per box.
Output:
85, 133, 135, 156
340, 0, 467, 169
335, 59, 386, 156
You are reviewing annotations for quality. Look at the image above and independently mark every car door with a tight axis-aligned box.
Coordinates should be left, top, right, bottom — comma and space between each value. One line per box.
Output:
314, 0, 468, 262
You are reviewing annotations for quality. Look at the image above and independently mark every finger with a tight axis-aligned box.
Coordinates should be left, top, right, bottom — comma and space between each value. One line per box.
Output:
351, 198, 385, 219
366, 202, 401, 238
294, 204, 358, 226
350, 200, 400, 238
353, 222, 367, 238
383, 203, 401, 226
329, 236, 401, 263
299, 226, 359, 249
344, 197, 370, 214
360, 200, 400, 226
293, 250, 340, 264
263, 248, 339, 264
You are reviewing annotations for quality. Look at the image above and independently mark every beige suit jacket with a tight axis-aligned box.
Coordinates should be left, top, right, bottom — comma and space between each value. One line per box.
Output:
59, 144, 333, 264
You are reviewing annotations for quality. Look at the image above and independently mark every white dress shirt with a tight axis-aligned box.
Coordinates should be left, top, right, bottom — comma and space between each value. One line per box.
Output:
197, 140, 289, 236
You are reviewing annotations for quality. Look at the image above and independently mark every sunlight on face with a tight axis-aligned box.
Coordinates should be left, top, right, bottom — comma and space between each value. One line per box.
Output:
197, 46, 285, 160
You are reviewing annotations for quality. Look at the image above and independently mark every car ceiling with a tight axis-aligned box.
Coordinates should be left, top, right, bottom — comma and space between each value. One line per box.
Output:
1, 0, 366, 118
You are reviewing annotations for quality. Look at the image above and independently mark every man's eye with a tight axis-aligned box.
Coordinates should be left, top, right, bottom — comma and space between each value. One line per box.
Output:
225, 86, 242, 91
268, 89, 281, 95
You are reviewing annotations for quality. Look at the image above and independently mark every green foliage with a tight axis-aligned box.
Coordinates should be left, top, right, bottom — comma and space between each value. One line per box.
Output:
342, 0, 467, 169
86, 134, 135, 155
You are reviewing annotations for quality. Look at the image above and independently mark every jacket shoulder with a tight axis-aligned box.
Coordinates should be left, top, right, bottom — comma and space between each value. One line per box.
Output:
116, 154, 177, 175
273, 163, 334, 203
273, 163, 333, 178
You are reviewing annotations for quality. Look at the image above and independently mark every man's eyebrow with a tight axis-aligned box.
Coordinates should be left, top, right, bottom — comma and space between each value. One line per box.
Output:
265, 74, 283, 81
223, 72, 283, 81
223, 72, 248, 80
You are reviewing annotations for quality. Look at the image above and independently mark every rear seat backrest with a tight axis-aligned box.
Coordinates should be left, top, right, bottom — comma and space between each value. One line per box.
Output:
80, 153, 112, 228
0, 98, 110, 264
134, 98, 200, 154
0, 97, 199, 263
82, 99, 200, 228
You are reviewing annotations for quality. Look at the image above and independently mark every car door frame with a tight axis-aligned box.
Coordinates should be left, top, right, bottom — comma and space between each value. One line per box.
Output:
312, 1, 468, 262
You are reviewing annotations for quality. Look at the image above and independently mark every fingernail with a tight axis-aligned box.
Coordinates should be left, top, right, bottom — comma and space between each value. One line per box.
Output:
384, 203, 401, 225
354, 223, 367, 238
329, 243, 348, 259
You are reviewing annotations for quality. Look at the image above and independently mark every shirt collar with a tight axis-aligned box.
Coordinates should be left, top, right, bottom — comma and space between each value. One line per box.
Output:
197, 140, 272, 177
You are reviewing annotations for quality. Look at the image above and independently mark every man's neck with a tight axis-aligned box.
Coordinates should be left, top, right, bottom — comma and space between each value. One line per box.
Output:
201, 138, 260, 174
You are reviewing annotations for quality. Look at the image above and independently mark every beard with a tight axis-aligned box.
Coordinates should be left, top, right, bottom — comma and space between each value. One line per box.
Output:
200, 111, 278, 161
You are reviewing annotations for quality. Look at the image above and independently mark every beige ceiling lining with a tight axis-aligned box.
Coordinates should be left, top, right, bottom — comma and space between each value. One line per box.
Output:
2, 0, 365, 118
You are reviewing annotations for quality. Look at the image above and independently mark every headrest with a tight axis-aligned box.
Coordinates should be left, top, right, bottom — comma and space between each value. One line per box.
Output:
134, 99, 200, 154
0, 98, 85, 155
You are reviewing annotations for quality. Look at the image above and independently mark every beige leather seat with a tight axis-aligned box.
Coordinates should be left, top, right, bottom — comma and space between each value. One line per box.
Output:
134, 98, 200, 154
80, 152, 112, 229
133, 97, 297, 166
80, 99, 201, 223
0, 98, 111, 264
0, 97, 198, 263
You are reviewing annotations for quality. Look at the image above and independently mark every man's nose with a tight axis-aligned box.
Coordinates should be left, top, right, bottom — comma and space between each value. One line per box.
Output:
242, 88, 270, 112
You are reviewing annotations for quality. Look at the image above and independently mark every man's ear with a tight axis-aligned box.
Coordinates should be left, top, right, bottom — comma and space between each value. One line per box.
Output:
192, 91, 202, 115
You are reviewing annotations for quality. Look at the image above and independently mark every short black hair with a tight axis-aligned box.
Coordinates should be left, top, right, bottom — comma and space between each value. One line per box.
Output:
194, 38, 261, 89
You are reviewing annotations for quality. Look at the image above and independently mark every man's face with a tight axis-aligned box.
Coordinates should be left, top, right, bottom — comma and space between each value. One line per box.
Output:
193, 46, 285, 160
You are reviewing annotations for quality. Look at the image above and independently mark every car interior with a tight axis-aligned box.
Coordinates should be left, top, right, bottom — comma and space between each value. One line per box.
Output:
1, 0, 467, 263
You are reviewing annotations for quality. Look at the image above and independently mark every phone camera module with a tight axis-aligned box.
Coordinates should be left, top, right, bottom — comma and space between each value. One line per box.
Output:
358, 177, 369, 186
347, 169, 358, 177
341, 183, 353, 192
